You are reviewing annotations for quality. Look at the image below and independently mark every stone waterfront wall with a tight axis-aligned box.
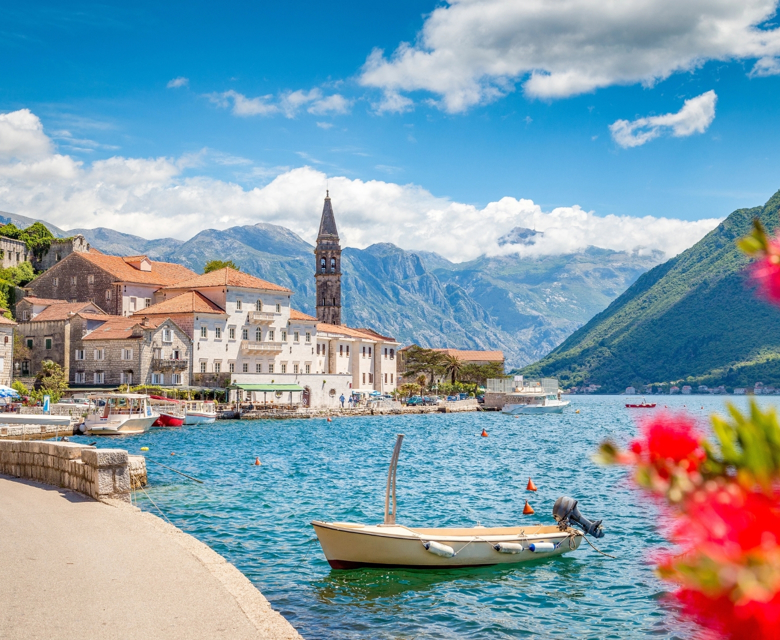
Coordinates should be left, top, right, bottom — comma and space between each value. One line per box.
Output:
0, 440, 138, 502
0, 423, 76, 440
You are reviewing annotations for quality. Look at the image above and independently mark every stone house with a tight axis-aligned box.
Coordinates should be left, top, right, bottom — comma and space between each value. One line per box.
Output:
32, 235, 90, 271
79, 316, 191, 388
0, 315, 16, 386
24, 249, 196, 316
14, 299, 106, 379
0, 237, 32, 269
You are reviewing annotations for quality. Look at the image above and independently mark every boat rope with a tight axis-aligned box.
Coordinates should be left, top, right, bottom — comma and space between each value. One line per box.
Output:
581, 533, 616, 559
139, 485, 174, 526
145, 458, 204, 484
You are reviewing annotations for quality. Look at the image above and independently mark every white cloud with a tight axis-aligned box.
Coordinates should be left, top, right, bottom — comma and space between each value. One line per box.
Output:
0, 108, 719, 262
373, 89, 414, 114
208, 88, 350, 119
316, 122, 334, 129
167, 77, 189, 89
359, 0, 780, 112
610, 91, 718, 148
0, 109, 53, 160
207, 90, 279, 117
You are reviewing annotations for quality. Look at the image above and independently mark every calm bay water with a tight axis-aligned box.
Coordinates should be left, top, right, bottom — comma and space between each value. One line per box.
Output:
70, 395, 780, 639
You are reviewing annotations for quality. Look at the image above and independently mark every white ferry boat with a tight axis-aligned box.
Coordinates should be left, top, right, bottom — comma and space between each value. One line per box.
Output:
85, 393, 159, 435
492, 377, 570, 414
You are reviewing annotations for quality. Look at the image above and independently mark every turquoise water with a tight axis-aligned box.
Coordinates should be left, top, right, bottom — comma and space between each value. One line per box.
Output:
70, 396, 779, 639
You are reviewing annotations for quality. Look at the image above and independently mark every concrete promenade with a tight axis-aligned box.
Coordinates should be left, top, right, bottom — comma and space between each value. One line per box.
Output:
0, 475, 303, 640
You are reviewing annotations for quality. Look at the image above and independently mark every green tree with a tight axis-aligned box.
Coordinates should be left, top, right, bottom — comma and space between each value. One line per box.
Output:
204, 259, 238, 273
0, 222, 54, 260
460, 361, 506, 387
0, 261, 35, 286
34, 360, 69, 403
401, 346, 447, 384
443, 354, 464, 384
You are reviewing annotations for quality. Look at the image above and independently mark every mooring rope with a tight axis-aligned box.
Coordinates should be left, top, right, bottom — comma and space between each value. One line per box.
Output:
139, 484, 174, 526
581, 533, 616, 559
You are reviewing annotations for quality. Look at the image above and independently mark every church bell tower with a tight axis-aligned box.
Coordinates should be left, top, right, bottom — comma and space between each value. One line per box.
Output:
315, 191, 342, 325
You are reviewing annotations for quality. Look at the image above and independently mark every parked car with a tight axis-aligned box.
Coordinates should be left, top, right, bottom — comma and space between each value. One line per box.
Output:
405, 396, 423, 406
422, 396, 441, 406
458, 393, 470, 401
446, 395, 459, 402
477, 395, 485, 404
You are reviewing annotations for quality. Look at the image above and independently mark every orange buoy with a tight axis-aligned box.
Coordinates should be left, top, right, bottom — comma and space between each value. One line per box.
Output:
523, 500, 535, 515
481, 429, 488, 437
254, 457, 261, 466
327, 417, 332, 422
526, 477, 538, 491
170, 452, 175, 456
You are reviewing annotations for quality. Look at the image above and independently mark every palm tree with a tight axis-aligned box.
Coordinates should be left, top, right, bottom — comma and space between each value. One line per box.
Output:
415, 374, 428, 393
443, 354, 463, 384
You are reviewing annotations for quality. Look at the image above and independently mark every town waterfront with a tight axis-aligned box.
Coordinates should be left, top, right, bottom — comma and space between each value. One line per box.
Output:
69, 395, 778, 639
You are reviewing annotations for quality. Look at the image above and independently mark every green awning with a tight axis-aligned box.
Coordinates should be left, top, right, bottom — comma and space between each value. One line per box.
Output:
230, 383, 304, 392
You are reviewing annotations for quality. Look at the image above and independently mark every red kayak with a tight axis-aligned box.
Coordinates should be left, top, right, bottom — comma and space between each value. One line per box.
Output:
153, 412, 185, 427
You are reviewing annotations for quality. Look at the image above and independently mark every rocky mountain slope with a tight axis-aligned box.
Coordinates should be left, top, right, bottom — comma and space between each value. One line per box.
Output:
521, 190, 780, 390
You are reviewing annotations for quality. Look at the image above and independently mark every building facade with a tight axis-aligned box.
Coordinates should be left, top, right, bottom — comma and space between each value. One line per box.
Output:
24, 250, 196, 316
14, 299, 106, 379
314, 192, 342, 325
0, 316, 16, 386
0, 237, 32, 269
78, 316, 192, 387
33, 235, 90, 271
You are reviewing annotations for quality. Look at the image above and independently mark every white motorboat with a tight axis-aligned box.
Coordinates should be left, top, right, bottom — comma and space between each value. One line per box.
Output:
183, 400, 216, 425
500, 377, 570, 414
84, 393, 159, 435
312, 435, 604, 570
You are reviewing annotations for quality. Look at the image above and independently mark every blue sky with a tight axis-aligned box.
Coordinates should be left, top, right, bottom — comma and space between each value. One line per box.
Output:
1, 1, 780, 260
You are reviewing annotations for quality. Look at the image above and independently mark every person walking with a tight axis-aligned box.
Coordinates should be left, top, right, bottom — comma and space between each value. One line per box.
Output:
339, 393, 345, 409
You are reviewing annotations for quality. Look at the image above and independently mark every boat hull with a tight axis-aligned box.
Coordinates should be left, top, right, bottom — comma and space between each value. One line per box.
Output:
87, 415, 158, 435
312, 522, 581, 569
502, 401, 570, 415
183, 411, 216, 425
153, 412, 185, 427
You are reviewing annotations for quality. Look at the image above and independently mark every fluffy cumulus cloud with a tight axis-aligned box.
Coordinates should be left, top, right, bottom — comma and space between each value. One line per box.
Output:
166, 77, 189, 89
359, 0, 780, 112
610, 90, 718, 148
0, 109, 719, 261
208, 88, 351, 119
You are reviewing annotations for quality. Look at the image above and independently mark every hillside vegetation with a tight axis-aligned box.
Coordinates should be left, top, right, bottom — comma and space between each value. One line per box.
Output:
520, 190, 780, 391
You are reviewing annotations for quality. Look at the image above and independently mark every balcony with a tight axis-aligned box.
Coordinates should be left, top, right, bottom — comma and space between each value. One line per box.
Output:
240, 340, 284, 354
152, 358, 189, 371
248, 311, 279, 324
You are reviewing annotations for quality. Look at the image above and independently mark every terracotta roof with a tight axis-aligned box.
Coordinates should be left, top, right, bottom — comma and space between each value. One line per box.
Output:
161, 267, 291, 293
18, 297, 68, 306
82, 316, 167, 341
316, 322, 396, 342
0, 316, 17, 325
134, 291, 225, 316
77, 313, 111, 322
290, 308, 317, 321
78, 249, 197, 286
29, 302, 105, 323
432, 349, 504, 362
355, 327, 396, 341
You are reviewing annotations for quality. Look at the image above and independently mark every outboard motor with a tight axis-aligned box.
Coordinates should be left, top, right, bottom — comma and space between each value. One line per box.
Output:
553, 496, 604, 538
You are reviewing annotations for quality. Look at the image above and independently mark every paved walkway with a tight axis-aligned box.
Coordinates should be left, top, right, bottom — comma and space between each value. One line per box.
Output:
0, 475, 303, 640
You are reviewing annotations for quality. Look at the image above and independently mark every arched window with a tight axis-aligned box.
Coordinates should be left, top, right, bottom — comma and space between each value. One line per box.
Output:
330, 257, 336, 272
320, 258, 326, 273
255, 327, 262, 341
256, 300, 262, 311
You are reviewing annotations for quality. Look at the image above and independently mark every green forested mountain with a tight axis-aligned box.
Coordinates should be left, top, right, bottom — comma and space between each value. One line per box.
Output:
520, 190, 780, 391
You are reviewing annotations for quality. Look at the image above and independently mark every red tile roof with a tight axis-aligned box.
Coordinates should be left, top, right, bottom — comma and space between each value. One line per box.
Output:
316, 322, 397, 342
290, 308, 317, 321
82, 316, 168, 341
161, 267, 291, 293
432, 349, 504, 362
134, 291, 225, 316
18, 297, 68, 306
0, 315, 16, 325
78, 249, 197, 286
29, 302, 105, 323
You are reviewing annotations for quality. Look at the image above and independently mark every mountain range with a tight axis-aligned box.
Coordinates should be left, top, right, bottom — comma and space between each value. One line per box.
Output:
521, 190, 780, 391
0, 209, 664, 368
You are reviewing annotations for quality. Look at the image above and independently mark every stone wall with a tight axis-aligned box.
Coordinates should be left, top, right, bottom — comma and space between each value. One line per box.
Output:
0, 440, 134, 502
483, 392, 506, 410
34, 235, 90, 272
0, 423, 76, 440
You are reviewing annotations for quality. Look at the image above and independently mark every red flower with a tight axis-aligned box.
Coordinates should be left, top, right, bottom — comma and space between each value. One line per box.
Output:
751, 242, 780, 303
679, 487, 780, 557
630, 413, 705, 471
677, 589, 780, 640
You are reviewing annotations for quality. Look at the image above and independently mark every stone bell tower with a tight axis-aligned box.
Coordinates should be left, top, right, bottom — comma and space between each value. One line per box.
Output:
315, 191, 342, 325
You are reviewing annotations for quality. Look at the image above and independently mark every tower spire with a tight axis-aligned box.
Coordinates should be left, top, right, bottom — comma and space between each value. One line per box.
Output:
314, 192, 342, 325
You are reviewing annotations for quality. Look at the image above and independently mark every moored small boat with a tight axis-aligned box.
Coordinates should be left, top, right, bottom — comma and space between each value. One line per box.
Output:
85, 393, 159, 435
153, 412, 185, 427
149, 396, 186, 427
312, 435, 605, 570
626, 397, 657, 409
183, 400, 216, 425
500, 377, 570, 414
